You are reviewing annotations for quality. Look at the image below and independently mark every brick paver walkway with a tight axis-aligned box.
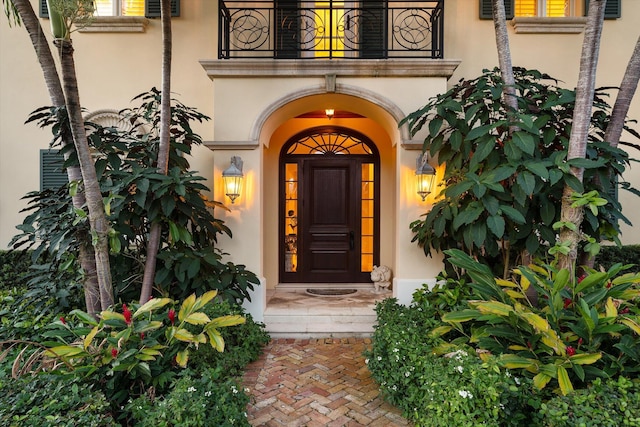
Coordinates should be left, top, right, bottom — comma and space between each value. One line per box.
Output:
242, 338, 411, 426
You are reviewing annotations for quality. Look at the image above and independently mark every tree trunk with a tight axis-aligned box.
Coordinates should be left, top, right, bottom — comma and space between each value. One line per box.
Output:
55, 39, 114, 310
140, 0, 173, 303
604, 36, 640, 149
491, 0, 518, 121
11, 0, 100, 315
557, 0, 606, 274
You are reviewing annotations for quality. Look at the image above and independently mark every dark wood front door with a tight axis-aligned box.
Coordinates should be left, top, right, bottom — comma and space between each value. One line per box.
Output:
301, 158, 360, 282
280, 127, 379, 284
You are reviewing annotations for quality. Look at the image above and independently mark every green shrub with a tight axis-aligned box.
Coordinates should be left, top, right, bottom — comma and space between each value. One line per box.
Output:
539, 377, 640, 426
441, 249, 640, 393
0, 374, 116, 427
596, 245, 640, 273
127, 367, 250, 427
366, 299, 542, 426
188, 300, 270, 376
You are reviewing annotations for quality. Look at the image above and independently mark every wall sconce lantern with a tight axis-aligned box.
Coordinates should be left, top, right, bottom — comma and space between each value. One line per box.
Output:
222, 156, 244, 204
325, 108, 335, 120
416, 152, 436, 201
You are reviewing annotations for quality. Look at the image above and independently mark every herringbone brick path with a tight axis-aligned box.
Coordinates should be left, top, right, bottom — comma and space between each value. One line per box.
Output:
242, 338, 411, 427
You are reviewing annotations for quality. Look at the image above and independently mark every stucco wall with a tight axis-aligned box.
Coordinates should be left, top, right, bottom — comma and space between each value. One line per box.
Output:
1, 0, 639, 254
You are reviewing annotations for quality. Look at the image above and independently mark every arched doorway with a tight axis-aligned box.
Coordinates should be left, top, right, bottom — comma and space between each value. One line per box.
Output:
279, 126, 380, 284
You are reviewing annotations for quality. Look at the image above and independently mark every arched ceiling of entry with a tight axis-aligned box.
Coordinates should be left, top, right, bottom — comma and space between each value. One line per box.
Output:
255, 88, 408, 150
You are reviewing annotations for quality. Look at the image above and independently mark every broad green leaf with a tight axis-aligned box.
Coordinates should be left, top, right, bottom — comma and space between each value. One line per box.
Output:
500, 354, 536, 369
467, 123, 499, 141
553, 269, 570, 294
70, 309, 99, 326
428, 325, 452, 338
176, 349, 189, 367
442, 309, 482, 323
173, 328, 196, 342
540, 201, 555, 225
45, 345, 87, 359
500, 206, 526, 224
135, 354, 157, 362
139, 347, 163, 357
83, 326, 100, 350
133, 298, 173, 318
207, 315, 246, 328
524, 161, 549, 180
516, 171, 536, 196
496, 278, 518, 288
207, 329, 225, 352
134, 321, 164, 334
512, 131, 536, 155
487, 215, 505, 238
178, 294, 197, 322
520, 311, 551, 332
470, 301, 514, 317
605, 297, 617, 318
569, 353, 602, 365
557, 365, 574, 395
192, 290, 219, 312
169, 221, 180, 244
575, 272, 607, 293
184, 312, 211, 325
620, 317, 640, 335
100, 311, 126, 323
533, 372, 552, 390
429, 117, 443, 137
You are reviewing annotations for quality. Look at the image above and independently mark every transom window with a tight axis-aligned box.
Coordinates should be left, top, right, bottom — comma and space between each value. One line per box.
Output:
515, 0, 572, 17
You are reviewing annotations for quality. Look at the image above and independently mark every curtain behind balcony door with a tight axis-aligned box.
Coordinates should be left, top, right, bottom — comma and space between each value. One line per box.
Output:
276, 0, 300, 58
360, 1, 386, 58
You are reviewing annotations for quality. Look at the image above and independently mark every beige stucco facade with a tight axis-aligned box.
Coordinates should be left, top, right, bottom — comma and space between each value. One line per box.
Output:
1, 1, 639, 320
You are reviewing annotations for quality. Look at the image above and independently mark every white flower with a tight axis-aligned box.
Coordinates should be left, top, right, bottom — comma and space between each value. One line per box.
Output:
405, 372, 411, 377
187, 386, 197, 393
455, 365, 464, 373
377, 356, 382, 361
205, 391, 212, 397
365, 358, 369, 364
231, 385, 238, 394
514, 377, 521, 385
458, 390, 473, 399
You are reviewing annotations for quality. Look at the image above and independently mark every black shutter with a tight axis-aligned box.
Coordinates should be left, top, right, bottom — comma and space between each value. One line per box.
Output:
145, 0, 180, 18
275, 0, 300, 59
40, 0, 49, 18
480, 0, 514, 20
40, 150, 68, 191
360, 1, 387, 58
585, 0, 621, 19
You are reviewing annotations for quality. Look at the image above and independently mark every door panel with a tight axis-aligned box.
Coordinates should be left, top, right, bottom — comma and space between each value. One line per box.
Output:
302, 159, 359, 282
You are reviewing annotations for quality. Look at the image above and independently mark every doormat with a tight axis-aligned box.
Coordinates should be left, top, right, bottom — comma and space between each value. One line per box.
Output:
306, 288, 358, 297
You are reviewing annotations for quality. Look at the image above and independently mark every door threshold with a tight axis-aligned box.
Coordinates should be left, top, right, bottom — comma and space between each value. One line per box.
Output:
277, 282, 373, 290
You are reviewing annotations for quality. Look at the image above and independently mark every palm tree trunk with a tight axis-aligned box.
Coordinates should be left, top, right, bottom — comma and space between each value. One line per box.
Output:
604, 36, 640, 149
491, 0, 518, 120
10, 0, 100, 314
55, 38, 114, 310
140, 0, 173, 303
557, 0, 606, 274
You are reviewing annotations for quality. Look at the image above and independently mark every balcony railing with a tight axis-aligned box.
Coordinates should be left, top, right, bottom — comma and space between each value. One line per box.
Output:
219, 1, 444, 59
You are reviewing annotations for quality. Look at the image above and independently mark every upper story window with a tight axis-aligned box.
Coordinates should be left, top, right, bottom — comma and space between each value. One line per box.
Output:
95, 0, 145, 16
515, 0, 571, 17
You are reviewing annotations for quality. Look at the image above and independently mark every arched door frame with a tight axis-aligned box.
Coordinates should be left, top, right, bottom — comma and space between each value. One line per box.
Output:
279, 126, 381, 284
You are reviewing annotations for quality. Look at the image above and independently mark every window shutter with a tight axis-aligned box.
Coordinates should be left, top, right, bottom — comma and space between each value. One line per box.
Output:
145, 0, 180, 18
585, 0, 621, 19
40, 0, 49, 18
275, 0, 300, 59
40, 150, 68, 191
480, 0, 514, 20
360, 1, 387, 58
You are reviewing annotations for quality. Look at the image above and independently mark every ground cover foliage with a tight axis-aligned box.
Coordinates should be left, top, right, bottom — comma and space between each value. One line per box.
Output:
366, 248, 640, 426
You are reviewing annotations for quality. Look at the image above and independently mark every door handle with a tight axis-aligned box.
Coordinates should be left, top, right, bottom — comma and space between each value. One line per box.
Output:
349, 231, 355, 250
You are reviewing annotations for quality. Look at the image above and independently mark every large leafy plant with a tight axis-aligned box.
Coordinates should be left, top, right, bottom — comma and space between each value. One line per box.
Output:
405, 68, 639, 276
40, 291, 244, 404
11, 89, 259, 304
440, 249, 640, 395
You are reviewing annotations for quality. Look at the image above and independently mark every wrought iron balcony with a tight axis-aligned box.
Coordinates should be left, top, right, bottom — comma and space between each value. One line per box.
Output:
219, 1, 444, 60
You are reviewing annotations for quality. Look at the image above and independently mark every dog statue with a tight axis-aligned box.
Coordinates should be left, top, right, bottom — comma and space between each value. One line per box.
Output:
370, 265, 392, 293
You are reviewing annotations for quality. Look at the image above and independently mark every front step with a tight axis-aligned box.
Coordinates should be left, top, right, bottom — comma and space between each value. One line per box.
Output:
263, 289, 387, 338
